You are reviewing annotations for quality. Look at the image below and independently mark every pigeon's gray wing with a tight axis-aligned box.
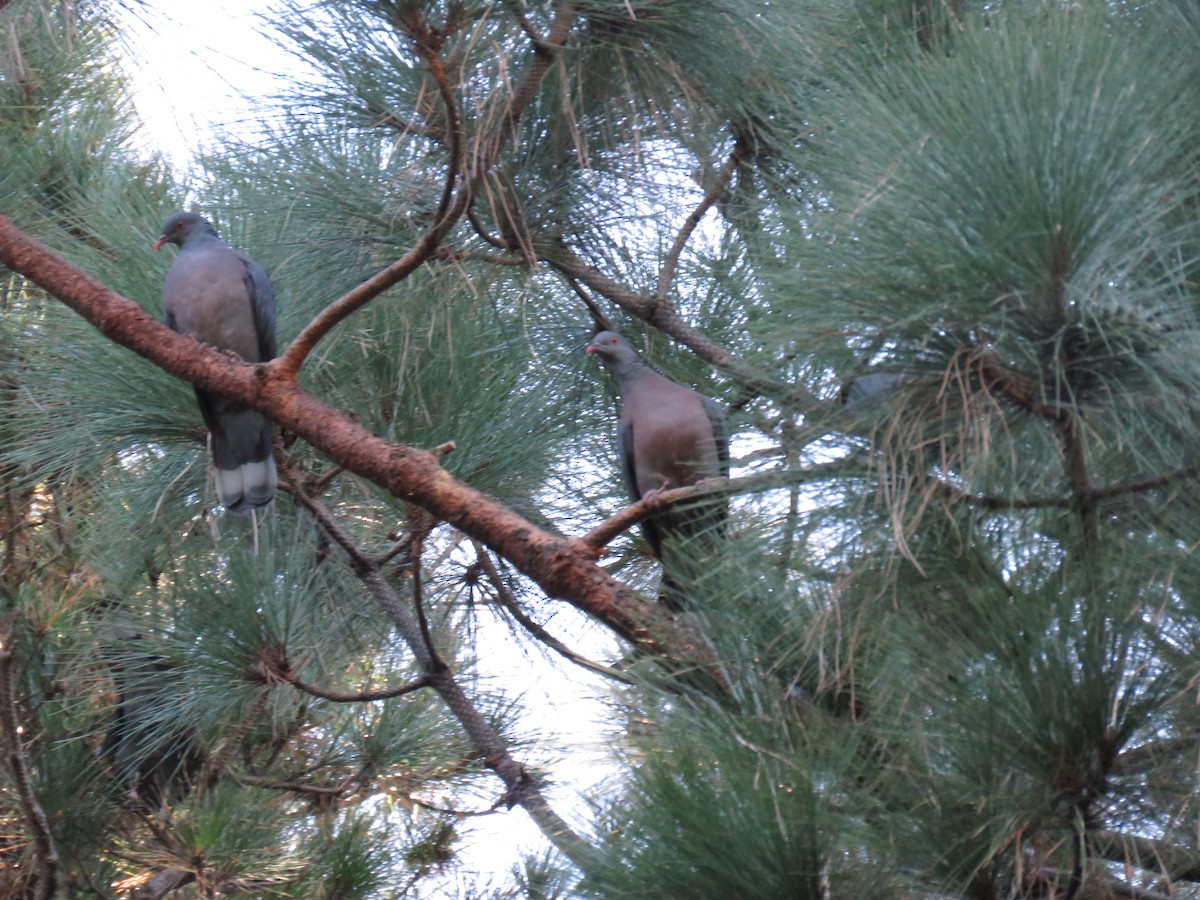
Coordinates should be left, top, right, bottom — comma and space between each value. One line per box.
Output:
241, 255, 276, 362
703, 396, 731, 479
618, 416, 664, 557
617, 418, 641, 501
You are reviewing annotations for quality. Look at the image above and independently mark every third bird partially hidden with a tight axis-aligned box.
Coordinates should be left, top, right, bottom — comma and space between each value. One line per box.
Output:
586, 330, 729, 608
155, 212, 277, 514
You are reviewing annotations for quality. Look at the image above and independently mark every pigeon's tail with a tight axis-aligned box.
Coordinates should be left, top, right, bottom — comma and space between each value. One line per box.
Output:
654, 498, 729, 610
214, 458, 277, 515
197, 390, 277, 514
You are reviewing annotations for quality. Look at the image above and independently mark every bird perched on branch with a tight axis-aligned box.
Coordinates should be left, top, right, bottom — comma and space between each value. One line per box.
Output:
155, 212, 277, 513
586, 330, 729, 608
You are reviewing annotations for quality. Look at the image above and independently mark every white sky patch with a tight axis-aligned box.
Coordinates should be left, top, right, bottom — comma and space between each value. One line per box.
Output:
118, 1, 298, 169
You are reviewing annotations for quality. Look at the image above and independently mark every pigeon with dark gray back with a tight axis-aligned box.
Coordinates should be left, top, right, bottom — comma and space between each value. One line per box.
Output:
586, 330, 729, 608
155, 212, 277, 513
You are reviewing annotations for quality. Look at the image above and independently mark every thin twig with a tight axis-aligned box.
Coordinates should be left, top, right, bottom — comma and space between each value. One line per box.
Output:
508, 1, 544, 44
1092, 829, 1200, 883
970, 349, 1066, 421
654, 140, 748, 305
922, 459, 1200, 512
274, 231, 451, 380
473, 542, 633, 684
549, 244, 819, 411
1092, 460, 1200, 500
408, 791, 506, 817
466, 205, 509, 249
408, 512, 447, 673
1061, 412, 1098, 551
415, 29, 464, 225
474, 2, 576, 171
365, 101, 442, 140
579, 470, 804, 551
923, 474, 1071, 510
229, 769, 356, 797
285, 673, 431, 703
135, 868, 193, 900
564, 271, 615, 332
436, 246, 530, 266
373, 530, 414, 569
1026, 867, 1171, 900
1115, 734, 1200, 774
0, 630, 58, 900
196, 692, 269, 797
308, 464, 345, 494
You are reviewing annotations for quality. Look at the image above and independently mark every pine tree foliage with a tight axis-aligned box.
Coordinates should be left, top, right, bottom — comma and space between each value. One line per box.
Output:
3, 0, 1200, 897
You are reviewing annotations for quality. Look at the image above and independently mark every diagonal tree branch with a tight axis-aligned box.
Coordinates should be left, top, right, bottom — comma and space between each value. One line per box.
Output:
548, 243, 819, 411
286, 473, 596, 866
654, 140, 749, 306
414, 32, 465, 226
579, 469, 811, 551
472, 541, 633, 684
274, 228, 451, 381
475, 2, 577, 171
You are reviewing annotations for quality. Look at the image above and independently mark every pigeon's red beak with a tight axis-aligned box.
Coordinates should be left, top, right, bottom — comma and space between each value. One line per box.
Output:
585, 345, 596, 354
153, 237, 166, 251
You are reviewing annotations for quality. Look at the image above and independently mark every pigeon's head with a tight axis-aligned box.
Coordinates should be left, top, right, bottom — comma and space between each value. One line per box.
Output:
585, 331, 636, 367
154, 212, 216, 251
